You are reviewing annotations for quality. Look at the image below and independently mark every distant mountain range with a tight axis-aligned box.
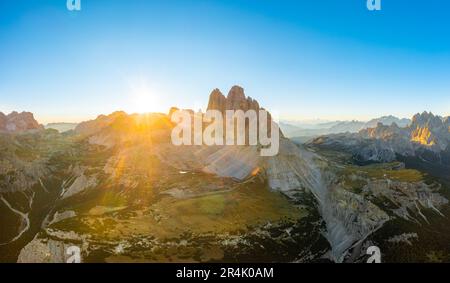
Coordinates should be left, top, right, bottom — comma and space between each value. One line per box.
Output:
311, 111, 450, 179
45, 123, 78, 133
280, 115, 412, 142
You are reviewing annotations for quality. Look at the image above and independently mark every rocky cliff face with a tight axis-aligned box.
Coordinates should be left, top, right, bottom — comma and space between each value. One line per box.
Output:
409, 112, 449, 150
0, 111, 43, 133
207, 89, 227, 114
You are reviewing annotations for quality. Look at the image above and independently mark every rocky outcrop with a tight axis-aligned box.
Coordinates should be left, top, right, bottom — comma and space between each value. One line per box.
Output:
207, 89, 227, 113
325, 188, 389, 262
265, 138, 321, 194
207, 86, 260, 114
60, 166, 98, 199
17, 229, 88, 263
18, 238, 71, 263
363, 180, 448, 222
387, 233, 418, 246
0, 111, 43, 133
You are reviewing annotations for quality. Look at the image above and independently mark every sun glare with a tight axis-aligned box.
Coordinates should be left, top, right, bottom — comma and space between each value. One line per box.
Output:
128, 79, 162, 114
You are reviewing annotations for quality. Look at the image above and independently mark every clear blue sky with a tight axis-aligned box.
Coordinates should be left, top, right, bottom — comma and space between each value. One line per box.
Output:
1, 0, 449, 123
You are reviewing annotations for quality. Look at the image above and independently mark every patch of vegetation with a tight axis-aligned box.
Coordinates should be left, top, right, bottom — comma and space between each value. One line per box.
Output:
343, 162, 424, 183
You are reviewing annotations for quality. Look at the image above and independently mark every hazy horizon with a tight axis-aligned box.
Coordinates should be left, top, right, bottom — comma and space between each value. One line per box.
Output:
1, 1, 450, 124
1, 107, 447, 126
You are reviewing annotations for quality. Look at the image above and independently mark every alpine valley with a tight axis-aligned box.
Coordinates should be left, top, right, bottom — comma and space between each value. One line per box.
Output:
1, 86, 450, 263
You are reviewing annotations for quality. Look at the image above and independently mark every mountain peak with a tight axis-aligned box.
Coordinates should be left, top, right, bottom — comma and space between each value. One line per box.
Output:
207, 86, 261, 113
227, 85, 245, 99
207, 88, 227, 113
411, 111, 443, 130
226, 85, 247, 111
0, 111, 43, 133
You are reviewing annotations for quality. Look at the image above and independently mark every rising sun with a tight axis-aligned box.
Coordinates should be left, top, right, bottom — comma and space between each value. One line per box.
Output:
127, 79, 162, 114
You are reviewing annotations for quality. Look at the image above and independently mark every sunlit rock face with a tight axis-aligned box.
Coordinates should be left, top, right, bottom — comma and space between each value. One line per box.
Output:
411, 127, 435, 147
0, 111, 43, 133
206, 85, 278, 142
409, 112, 449, 150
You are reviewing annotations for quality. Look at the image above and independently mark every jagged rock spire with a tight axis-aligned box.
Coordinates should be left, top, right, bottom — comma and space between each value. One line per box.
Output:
207, 85, 262, 113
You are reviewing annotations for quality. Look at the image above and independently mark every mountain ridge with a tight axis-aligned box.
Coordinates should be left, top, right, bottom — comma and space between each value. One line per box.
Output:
280, 115, 412, 140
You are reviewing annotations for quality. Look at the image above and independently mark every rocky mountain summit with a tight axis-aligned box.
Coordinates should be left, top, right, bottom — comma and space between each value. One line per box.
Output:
0, 111, 43, 133
207, 86, 260, 113
409, 112, 450, 150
